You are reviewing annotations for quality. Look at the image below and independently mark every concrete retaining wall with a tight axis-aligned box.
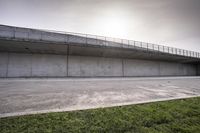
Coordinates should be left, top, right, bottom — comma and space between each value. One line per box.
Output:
0, 52, 198, 77
0, 53, 7, 77
7, 53, 32, 77
68, 56, 123, 77
198, 64, 200, 76
123, 59, 196, 77
124, 59, 160, 76
31, 54, 67, 77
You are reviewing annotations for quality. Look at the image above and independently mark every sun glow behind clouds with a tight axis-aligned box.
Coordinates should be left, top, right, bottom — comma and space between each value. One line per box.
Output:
94, 11, 130, 38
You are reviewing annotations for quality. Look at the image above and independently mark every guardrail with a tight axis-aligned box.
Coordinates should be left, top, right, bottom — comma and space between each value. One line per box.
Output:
0, 25, 200, 59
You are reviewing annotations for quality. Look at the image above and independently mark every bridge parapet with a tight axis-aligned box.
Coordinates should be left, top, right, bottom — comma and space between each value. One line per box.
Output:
0, 25, 200, 59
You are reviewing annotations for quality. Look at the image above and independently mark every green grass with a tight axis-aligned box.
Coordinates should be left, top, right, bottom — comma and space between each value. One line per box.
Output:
1, 97, 200, 133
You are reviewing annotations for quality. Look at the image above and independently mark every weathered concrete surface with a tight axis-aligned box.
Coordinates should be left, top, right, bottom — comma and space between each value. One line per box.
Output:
7, 53, 32, 77
0, 53, 68, 77
124, 59, 160, 76
0, 52, 198, 77
68, 56, 123, 77
31, 54, 67, 77
159, 62, 196, 76
0, 77, 200, 118
198, 64, 200, 76
0, 53, 7, 77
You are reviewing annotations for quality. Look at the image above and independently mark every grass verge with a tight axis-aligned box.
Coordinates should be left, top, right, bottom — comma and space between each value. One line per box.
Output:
1, 97, 200, 133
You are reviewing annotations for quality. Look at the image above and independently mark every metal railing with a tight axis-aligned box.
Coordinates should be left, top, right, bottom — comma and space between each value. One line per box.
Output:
0, 25, 200, 59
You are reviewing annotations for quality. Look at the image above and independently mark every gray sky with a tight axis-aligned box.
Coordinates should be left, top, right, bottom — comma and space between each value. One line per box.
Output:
0, 0, 200, 52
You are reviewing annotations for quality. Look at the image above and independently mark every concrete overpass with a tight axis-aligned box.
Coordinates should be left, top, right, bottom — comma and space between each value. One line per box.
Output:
0, 25, 200, 77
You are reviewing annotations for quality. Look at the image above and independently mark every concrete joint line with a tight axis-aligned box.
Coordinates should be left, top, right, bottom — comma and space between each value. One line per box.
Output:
122, 58, 124, 77
6, 52, 9, 77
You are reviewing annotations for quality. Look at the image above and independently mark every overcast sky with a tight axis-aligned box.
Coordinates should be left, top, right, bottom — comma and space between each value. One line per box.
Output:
0, 0, 200, 52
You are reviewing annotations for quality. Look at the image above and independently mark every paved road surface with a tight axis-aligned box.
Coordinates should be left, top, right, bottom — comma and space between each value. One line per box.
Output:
0, 77, 200, 118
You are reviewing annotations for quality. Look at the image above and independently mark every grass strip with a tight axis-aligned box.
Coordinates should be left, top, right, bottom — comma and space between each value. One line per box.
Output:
1, 97, 200, 133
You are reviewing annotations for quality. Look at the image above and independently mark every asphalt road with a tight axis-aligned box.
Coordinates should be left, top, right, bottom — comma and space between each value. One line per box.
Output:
0, 77, 200, 118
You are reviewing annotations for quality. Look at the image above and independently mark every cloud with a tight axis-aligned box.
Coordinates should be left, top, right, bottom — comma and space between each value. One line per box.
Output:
0, 0, 200, 52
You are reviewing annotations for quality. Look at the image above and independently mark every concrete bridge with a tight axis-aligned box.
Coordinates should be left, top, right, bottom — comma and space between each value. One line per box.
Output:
0, 25, 200, 77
